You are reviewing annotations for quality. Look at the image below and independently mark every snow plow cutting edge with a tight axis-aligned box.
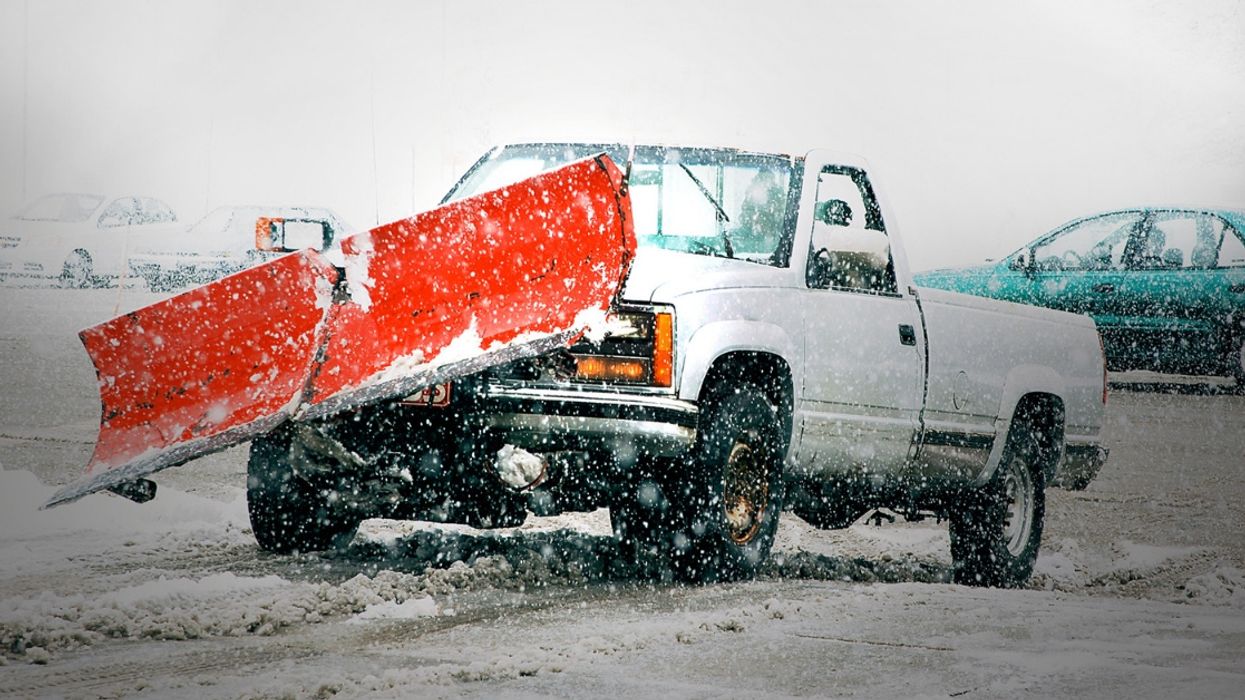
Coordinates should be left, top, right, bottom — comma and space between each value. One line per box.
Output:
45, 154, 635, 508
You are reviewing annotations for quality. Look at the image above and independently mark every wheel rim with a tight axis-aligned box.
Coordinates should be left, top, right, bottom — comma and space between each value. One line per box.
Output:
1001, 456, 1035, 556
64, 255, 89, 286
723, 438, 769, 545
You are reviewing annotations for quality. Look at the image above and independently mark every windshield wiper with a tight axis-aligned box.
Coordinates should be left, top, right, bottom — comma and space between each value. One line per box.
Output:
678, 163, 733, 258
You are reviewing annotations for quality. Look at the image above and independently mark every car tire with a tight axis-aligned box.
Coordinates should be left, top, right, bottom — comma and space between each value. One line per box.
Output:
247, 425, 362, 554
58, 251, 94, 288
949, 427, 1046, 587
145, 274, 172, 293
663, 383, 786, 583
1231, 334, 1245, 393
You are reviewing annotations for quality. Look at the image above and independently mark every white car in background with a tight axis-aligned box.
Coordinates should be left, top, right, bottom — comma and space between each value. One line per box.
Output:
127, 205, 352, 292
0, 193, 179, 287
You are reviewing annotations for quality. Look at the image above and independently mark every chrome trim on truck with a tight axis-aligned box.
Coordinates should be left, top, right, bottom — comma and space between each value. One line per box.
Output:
476, 384, 699, 457
910, 430, 996, 481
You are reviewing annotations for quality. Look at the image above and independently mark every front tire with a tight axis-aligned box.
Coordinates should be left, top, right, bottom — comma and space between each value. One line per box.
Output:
949, 429, 1045, 587
247, 426, 362, 554
658, 384, 786, 582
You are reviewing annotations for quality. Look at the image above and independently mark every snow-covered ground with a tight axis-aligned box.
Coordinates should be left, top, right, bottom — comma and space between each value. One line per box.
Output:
1, 284, 1244, 698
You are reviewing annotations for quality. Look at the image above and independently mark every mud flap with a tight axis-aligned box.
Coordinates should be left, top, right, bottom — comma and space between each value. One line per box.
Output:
45, 154, 634, 508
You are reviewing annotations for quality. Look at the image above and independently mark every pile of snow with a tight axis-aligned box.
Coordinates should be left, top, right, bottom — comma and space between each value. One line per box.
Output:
1, 465, 450, 663
769, 511, 952, 583
349, 595, 436, 622
1183, 565, 1245, 607
0, 464, 247, 540
1032, 537, 1208, 593
0, 464, 251, 579
0, 566, 454, 661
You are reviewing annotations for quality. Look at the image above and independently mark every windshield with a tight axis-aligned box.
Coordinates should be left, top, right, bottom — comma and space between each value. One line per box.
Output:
14, 193, 105, 223
446, 144, 798, 266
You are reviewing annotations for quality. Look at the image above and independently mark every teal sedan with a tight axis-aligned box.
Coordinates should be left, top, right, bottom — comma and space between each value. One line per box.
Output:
915, 207, 1245, 384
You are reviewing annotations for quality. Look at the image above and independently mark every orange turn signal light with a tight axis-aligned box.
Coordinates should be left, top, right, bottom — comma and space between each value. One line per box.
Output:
653, 312, 673, 387
575, 356, 651, 383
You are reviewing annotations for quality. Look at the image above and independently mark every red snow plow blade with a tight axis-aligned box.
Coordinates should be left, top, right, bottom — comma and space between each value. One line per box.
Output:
46, 154, 634, 508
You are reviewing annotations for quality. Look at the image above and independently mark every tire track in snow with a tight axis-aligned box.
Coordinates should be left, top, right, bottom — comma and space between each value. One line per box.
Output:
0, 639, 310, 697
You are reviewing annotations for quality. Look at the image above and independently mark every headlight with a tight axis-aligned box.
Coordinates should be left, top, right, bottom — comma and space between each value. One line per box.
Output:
572, 307, 675, 388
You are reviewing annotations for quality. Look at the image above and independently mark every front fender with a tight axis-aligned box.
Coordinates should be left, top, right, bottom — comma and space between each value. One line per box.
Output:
678, 319, 800, 401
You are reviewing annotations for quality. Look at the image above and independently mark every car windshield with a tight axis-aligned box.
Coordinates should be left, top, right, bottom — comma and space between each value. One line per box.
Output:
14, 193, 105, 223
188, 206, 242, 237
445, 144, 798, 266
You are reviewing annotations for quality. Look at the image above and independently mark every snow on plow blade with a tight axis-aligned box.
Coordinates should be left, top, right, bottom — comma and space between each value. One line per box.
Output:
46, 154, 635, 508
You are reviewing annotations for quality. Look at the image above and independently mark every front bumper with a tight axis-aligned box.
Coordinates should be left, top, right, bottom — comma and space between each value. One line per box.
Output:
471, 384, 700, 457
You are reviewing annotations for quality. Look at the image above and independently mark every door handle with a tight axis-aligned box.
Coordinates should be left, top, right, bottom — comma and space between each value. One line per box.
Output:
1093, 283, 1115, 293
898, 324, 917, 346
1230, 284, 1245, 294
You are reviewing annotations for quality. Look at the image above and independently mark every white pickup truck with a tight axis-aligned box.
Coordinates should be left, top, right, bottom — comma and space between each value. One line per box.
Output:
248, 144, 1109, 587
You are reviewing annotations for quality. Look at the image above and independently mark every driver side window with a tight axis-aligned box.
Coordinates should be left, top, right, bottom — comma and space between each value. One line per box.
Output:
1032, 212, 1142, 272
1220, 226, 1245, 268
806, 166, 896, 294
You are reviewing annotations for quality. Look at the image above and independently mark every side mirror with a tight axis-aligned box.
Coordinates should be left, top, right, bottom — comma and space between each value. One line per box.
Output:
255, 217, 332, 253
814, 199, 853, 227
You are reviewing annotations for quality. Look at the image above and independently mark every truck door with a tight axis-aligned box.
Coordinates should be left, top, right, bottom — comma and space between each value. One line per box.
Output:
796, 160, 924, 476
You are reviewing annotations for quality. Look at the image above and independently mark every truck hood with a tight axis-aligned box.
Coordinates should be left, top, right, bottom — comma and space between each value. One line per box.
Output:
621, 248, 791, 303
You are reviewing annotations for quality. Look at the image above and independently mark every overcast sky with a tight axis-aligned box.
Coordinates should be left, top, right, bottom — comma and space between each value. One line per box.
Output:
1, 0, 1241, 270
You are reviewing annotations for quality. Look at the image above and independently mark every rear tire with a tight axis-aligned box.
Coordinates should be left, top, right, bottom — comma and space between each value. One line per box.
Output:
247, 426, 362, 554
621, 383, 785, 583
949, 428, 1045, 587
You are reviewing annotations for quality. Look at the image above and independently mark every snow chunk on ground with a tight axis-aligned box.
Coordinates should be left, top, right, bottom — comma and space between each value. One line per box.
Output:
1032, 537, 1209, 594
495, 444, 546, 490
351, 595, 437, 621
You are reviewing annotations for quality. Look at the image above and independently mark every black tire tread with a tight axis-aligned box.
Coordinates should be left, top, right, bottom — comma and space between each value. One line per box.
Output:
247, 427, 361, 554
612, 382, 785, 583
949, 427, 1046, 588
